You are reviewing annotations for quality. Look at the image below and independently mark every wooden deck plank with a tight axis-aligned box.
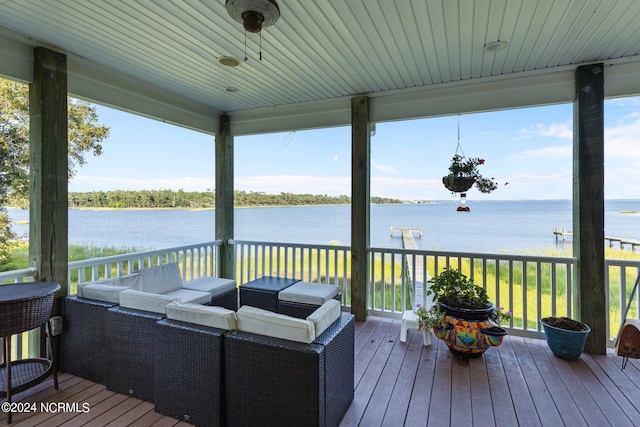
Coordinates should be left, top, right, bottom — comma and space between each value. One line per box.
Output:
353, 317, 394, 386
483, 342, 519, 427
81, 396, 145, 426
359, 320, 407, 427
104, 401, 156, 427
449, 355, 473, 427
381, 328, 426, 427
588, 353, 640, 414
497, 334, 542, 427
5, 319, 640, 427
403, 332, 439, 427
570, 354, 636, 427
523, 338, 588, 427
341, 318, 398, 425
509, 337, 565, 426
12, 382, 104, 427
426, 339, 453, 427
535, 339, 610, 427
467, 354, 495, 426
581, 353, 640, 425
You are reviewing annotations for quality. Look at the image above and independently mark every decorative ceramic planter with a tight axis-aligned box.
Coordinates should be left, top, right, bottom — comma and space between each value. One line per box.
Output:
433, 302, 507, 357
540, 317, 590, 360
442, 176, 475, 193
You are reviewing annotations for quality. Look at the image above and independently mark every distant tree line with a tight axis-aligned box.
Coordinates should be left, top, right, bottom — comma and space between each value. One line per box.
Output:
67, 190, 402, 209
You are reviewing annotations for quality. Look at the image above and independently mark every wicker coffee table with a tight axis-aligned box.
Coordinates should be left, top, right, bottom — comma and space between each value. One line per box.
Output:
239, 276, 299, 312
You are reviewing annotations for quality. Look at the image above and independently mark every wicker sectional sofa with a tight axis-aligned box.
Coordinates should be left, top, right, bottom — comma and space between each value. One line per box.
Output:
152, 299, 354, 427
62, 272, 354, 427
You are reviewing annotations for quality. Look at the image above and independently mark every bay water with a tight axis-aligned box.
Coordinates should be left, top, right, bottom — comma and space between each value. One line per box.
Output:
7, 200, 640, 254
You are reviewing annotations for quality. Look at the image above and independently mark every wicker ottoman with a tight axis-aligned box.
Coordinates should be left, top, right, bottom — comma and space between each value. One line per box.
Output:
154, 319, 226, 426
61, 295, 117, 384
278, 281, 341, 318
105, 306, 164, 401
239, 276, 298, 312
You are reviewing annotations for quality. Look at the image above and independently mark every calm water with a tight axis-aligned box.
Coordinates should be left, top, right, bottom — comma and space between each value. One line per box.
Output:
7, 200, 640, 253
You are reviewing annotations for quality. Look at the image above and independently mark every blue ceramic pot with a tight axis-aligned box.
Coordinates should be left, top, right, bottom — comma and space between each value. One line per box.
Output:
541, 318, 591, 360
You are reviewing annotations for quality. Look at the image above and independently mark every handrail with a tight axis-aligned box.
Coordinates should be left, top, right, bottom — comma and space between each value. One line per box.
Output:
0, 267, 38, 284
67, 240, 222, 294
3, 240, 639, 356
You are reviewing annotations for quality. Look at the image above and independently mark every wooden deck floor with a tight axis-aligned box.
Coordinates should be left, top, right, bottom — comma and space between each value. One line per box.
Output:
3, 316, 640, 426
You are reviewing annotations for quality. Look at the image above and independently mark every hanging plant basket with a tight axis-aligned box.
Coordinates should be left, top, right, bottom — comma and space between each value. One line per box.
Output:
442, 176, 475, 193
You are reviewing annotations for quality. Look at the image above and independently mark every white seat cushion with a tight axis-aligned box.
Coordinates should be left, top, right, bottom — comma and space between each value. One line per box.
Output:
278, 281, 339, 305
183, 277, 236, 297
165, 301, 237, 330
236, 305, 315, 344
81, 284, 130, 303
119, 289, 177, 313
163, 288, 212, 305
136, 263, 184, 294
306, 299, 341, 337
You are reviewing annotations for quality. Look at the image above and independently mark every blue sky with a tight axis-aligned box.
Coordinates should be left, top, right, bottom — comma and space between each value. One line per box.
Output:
69, 96, 640, 200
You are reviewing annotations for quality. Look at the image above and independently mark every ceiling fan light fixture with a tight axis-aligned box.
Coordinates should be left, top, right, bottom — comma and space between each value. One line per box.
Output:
484, 40, 508, 52
226, 0, 280, 34
218, 56, 241, 67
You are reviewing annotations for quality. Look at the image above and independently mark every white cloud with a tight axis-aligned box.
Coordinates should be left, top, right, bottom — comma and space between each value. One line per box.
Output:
511, 145, 572, 160
236, 175, 350, 196
371, 160, 397, 173
70, 175, 215, 192
332, 154, 339, 162
605, 116, 640, 160
516, 122, 573, 140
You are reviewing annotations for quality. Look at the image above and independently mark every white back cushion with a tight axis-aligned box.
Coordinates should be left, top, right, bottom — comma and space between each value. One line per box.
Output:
236, 305, 315, 344
307, 299, 341, 337
165, 301, 236, 330
137, 263, 184, 294
119, 289, 176, 313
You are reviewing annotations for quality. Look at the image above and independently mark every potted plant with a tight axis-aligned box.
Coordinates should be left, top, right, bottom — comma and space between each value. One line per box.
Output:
427, 267, 509, 357
415, 303, 447, 346
443, 154, 498, 194
540, 316, 591, 360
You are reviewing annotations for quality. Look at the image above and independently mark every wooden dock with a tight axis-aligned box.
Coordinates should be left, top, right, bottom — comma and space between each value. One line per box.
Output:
554, 227, 640, 251
391, 227, 429, 306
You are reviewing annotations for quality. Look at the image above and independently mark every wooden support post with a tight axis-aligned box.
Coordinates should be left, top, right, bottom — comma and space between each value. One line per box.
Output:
573, 63, 606, 354
29, 47, 68, 303
216, 114, 234, 279
351, 96, 370, 321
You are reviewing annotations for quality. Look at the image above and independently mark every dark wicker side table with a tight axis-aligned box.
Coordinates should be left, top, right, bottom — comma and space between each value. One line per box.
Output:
0, 282, 60, 424
239, 276, 299, 312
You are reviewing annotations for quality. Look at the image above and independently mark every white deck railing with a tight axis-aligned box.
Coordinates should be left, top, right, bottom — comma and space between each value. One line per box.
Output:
3, 240, 639, 359
231, 240, 640, 346
230, 239, 351, 307
1, 242, 222, 359
67, 241, 222, 294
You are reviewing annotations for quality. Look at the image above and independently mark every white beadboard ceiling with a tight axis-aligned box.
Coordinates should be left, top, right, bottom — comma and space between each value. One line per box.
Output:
1, 0, 640, 135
